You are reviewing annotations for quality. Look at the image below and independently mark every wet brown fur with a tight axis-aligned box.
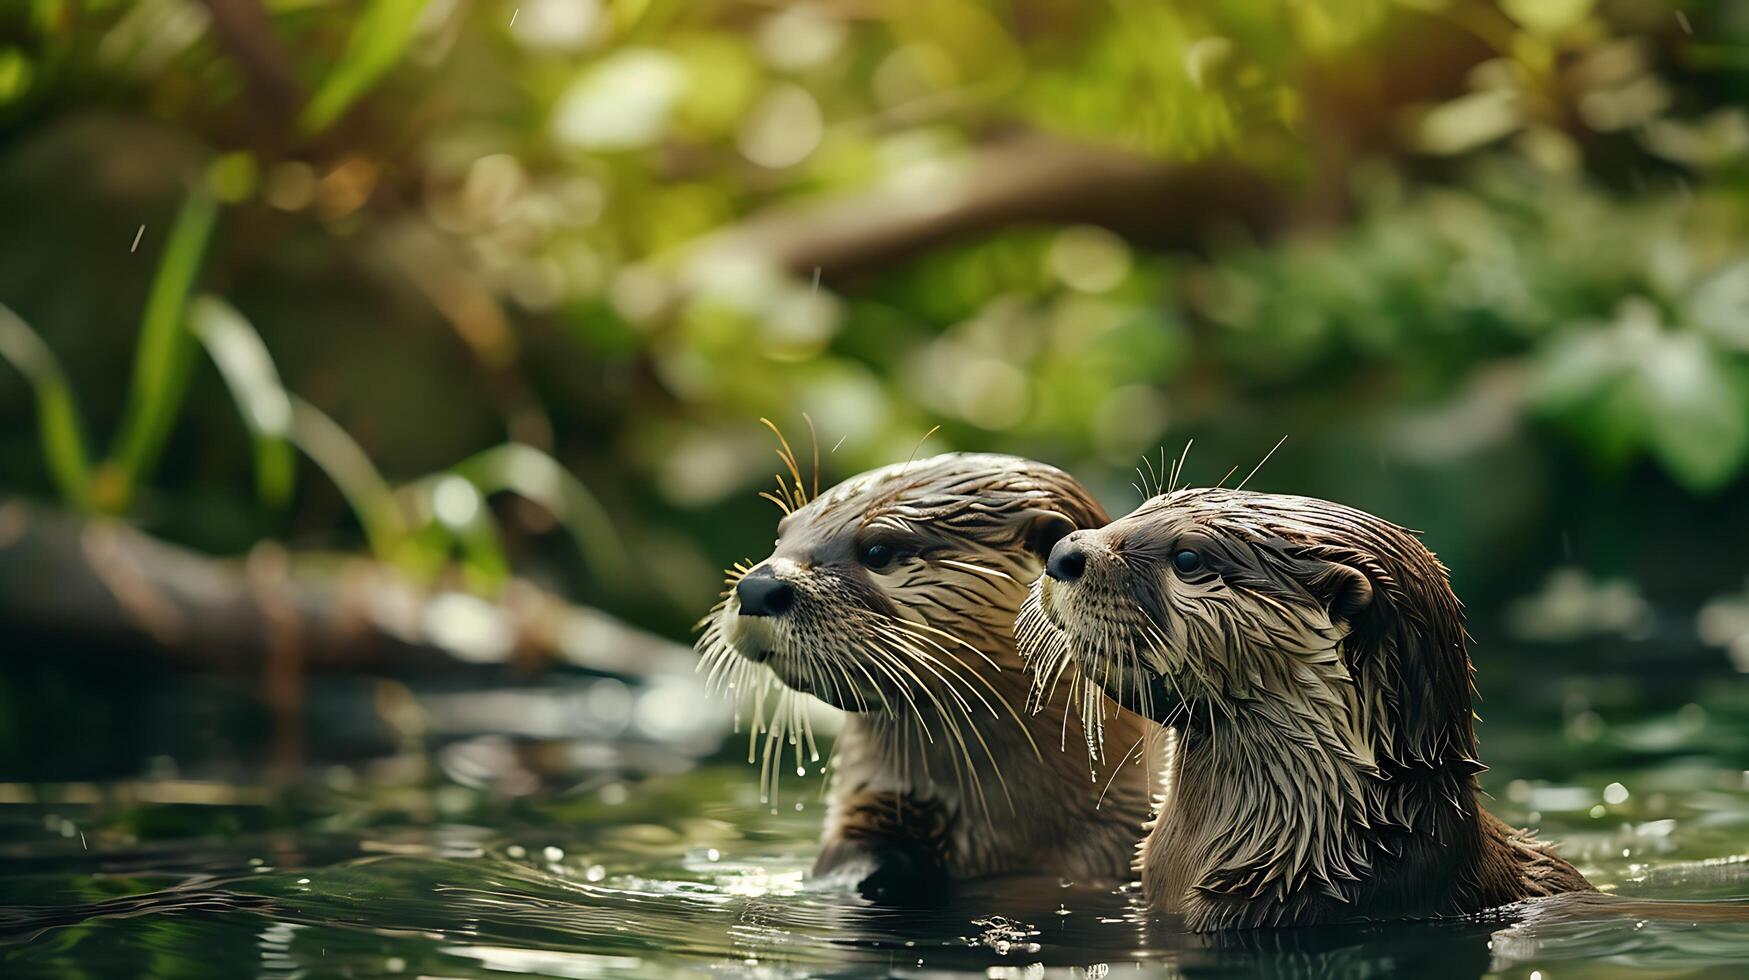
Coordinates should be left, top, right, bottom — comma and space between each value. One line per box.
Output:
697, 453, 1155, 892
1017, 487, 1593, 930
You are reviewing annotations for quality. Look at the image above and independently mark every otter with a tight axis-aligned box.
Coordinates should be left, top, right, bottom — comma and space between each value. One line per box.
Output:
1016, 487, 1593, 931
696, 452, 1155, 899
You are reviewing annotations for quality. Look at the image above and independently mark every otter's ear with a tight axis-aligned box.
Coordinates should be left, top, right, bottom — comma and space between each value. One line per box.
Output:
1023, 512, 1077, 563
1309, 560, 1374, 628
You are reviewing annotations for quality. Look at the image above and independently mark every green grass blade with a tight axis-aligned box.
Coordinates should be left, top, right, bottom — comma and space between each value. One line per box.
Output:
450, 443, 631, 589
405, 474, 510, 591
300, 0, 430, 134
0, 303, 93, 507
106, 189, 219, 511
187, 295, 296, 509
288, 396, 412, 565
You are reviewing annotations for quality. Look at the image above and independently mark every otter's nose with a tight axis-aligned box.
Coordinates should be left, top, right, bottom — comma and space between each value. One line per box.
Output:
1046, 535, 1087, 582
736, 567, 795, 617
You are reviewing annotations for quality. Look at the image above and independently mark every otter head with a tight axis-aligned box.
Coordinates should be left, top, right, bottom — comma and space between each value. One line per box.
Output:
697, 453, 1106, 714
1017, 488, 1478, 775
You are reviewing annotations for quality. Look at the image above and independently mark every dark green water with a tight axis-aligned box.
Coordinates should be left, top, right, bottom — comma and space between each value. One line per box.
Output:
2, 641, 1747, 978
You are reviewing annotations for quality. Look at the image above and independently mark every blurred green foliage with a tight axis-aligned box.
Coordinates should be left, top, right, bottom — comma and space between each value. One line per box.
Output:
2, 0, 1748, 632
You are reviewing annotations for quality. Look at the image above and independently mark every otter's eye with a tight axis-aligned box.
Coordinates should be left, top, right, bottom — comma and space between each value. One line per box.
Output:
1173, 549, 1202, 574
861, 543, 895, 570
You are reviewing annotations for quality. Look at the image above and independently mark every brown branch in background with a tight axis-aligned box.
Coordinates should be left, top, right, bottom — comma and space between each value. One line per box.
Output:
0, 500, 696, 680
685, 129, 1284, 285
679, 14, 1493, 282
195, 0, 305, 126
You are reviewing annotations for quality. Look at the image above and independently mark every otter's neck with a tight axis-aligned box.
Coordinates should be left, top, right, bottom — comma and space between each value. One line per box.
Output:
844, 656, 1050, 810
1148, 685, 1488, 930
830, 639, 1152, 879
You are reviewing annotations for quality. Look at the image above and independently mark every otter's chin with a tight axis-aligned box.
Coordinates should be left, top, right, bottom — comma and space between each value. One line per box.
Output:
1097, 663, 1181, 725
722, 608, 776, 663
1063, 636, 1179, 725
766, 662, 883, 713
721, 609, 883, 711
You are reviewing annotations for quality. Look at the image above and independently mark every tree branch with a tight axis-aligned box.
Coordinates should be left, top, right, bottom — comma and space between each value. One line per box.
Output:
684, 129, 1283, 285
0, 500, 695, 680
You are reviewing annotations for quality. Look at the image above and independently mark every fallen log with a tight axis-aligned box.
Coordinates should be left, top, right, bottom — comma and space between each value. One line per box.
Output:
0, 499, 696, 681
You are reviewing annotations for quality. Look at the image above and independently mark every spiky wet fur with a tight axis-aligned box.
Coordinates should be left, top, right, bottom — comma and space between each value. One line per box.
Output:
696, 452, 1154, 888
1016, 487, 1592, 931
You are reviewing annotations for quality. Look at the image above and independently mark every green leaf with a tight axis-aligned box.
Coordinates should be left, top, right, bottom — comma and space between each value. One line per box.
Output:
1500, 0, 1595, 37
300, 0, 430, 134
1688, 259, 1749, 352
551, 47, 688, 151
106, 189, 219, 511
1638, 333, 1749, 492
412, 473, 510, 591
287, 397, 413, 566
450, 444, 630, 589
0, 303, 92, 507
1531, 324, 1629, 413
187, 296, 295, 510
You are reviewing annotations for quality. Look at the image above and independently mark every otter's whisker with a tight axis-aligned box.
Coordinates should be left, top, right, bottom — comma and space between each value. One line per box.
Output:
1234, 434, 1288, 492
935, 558, 1015, 583
1169, 439, 1194, 495
802, 412, 820, 501
773, 472, 799, 514
867, 637, 1004, 816
758, 490, 793, 515
1095, 733, 1148, 809
837, 634, 904, 716
760, 416, 808, 509
884, 632, 1002, 727
883, 614, 1006, 682
881, 629, 1029, 813
859, 642, 938, 744
899, 424, 941, 476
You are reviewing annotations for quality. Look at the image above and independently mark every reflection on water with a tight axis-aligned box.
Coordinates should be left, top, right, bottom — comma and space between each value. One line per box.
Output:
1, 646, 1747, 977
3, 772, 1746, 978
3, 819, 1749, 980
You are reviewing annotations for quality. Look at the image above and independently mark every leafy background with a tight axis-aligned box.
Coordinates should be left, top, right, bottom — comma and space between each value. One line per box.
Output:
2, 0, 1748, 748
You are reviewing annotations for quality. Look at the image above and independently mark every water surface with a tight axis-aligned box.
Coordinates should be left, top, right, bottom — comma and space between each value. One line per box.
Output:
2, 642, 1746, 978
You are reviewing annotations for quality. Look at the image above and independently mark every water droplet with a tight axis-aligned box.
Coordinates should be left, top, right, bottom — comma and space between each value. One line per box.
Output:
706, 848, 720, 861
543, 845, 565, 862
1588, 804, 1606, 818
794, 802, 805, 811
506, 844, 527, 859
1603, 781, 1630, 805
